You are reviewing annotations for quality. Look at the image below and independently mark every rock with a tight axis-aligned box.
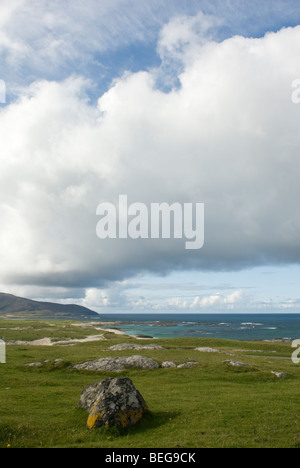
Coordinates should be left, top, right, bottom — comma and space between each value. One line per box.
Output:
161, 361, 177, 368
124, 355, 160, 370
73, 355, 160, 372
108, 343, 165, 351
79, 377, 148, 429
79, 381, 105, 413
24, 362, 43, 367
74, 357, 126, 372
195, 347, 221, 353
54, 359, 64, 365
271, 371, 287, 379
177, 361, 199, 368
224, 360, 251, 368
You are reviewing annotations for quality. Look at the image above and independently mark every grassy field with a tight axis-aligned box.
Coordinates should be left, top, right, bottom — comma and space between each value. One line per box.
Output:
0, 319, 299, 448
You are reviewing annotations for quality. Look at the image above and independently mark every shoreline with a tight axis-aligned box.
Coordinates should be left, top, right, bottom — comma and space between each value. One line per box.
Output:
2, 318, 294, 350
72, 323, 155, 340
72, 321, 294, 343
1, 315, 298, 342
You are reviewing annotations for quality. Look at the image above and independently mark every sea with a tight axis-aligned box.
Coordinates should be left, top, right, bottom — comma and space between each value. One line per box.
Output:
98, 313, 300, 341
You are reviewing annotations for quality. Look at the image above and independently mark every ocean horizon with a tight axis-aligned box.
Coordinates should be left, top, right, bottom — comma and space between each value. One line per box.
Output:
98, 313, 300, 341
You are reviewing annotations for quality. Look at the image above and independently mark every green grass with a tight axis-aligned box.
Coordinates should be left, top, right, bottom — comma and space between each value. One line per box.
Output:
0, 319, 299, 448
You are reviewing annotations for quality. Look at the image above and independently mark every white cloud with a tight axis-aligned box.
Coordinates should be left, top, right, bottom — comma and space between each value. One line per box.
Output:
168, 297, 189, 309
165, 290, 244, 310
83, 288, 110, 309
0, 18, 299, 305
200, 295, 222, 307
191, 290, 243, 309
158, 11, 221, 62
225, 290, 243, 304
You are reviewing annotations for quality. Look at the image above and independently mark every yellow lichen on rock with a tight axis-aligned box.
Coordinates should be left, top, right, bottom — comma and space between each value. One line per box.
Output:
87, 402, 104, 429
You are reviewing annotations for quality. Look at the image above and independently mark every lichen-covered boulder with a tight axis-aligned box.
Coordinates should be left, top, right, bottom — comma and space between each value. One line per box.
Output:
79, 377, 149, 429
73, 355, 159, 372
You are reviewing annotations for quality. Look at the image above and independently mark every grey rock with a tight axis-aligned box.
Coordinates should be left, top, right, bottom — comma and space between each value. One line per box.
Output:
74, 357, 125, 372
124, 355, 160, 369
177, 361, 199, 368
108, 343, 165, 351
79, 381, 110, 413
54, 358, 64, 365
224, 360, 251, 368
73, 355, 160, 372
79, 377, 148, 429
24, 362, 43, 367
195, 347, 221, 353
161, 361, 177, 368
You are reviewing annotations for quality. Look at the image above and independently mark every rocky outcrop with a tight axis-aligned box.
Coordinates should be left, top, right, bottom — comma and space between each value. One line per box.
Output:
73, 355, 160, 372
108, 343, 165, 351
78, 377, 148, 429
195, 347, 221, 353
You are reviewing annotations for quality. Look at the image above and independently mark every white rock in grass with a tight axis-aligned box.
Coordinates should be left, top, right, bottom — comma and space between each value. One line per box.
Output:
195, 347, 221, 353
224, 360, 251, 368
271, 371, 287, 378
177, 361, 198, 368
161, 361, 177, 368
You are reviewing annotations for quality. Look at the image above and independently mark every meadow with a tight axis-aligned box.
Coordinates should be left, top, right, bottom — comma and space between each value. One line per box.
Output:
0, 319, 299, 448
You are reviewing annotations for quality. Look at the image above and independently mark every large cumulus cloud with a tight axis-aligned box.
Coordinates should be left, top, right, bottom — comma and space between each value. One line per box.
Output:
0, 19, 300, 295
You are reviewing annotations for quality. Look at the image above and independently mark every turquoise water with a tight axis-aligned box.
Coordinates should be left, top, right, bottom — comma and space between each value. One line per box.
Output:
99, 313, 300, 341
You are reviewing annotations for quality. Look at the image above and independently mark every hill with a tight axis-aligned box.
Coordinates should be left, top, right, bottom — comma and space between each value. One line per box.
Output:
0, 292, 99, 320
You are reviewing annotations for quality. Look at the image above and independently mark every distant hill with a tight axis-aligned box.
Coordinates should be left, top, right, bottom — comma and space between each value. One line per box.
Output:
0, 293, 100, 320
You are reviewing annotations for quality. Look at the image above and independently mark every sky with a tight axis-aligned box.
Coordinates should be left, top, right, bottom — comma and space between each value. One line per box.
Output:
0, 0, 300, 314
